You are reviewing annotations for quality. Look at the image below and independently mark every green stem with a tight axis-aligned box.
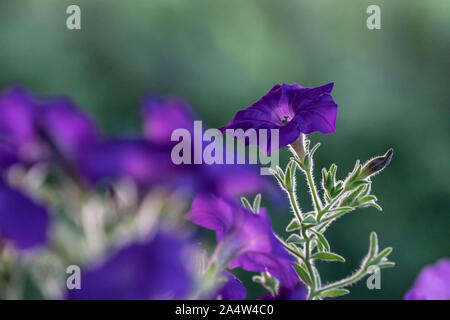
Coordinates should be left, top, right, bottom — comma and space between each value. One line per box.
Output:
306, 169, 322, 215
304, 237, 318, 299
287, 188, 303, 224
317, 188, 346, 221
314, 266, 368, 297
286, 186, 319, 298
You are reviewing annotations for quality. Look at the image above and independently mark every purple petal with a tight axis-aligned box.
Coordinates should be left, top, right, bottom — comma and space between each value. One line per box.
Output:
404, 258, 450, 300
213, 271, 246, 300
0, 86, 46, 165
0, 86, 37, 145
67, 231, 193, 300
142, 96, 196, 145
221, 82, 337, 152
0, 180, 50, 250
187, 194, 297, 289
78, 138, 175, 187
38, 98, 99, 159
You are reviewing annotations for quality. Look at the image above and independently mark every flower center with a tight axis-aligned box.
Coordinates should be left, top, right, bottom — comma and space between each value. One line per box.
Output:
281, 116, 290, 125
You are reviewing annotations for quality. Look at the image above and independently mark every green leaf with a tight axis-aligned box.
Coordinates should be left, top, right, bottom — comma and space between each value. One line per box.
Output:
240, 197, 253, 212
370, 247, 393, 266
303, 215, 316, 224
378, 261, 396, 269
309, 142, 321, 158
368, 232, 379, 260
315, 238, 325, 252
284, 163, 292, 190
367, 202, 383, 211
286, 218, 301, 232
286, 234, 304, 244
294, 264, 312, 287
319, 288, 350, 298
253, 193, 261, 213
359, 195, 377, 203
311, 230, 330, 252
311, 252, 345, 263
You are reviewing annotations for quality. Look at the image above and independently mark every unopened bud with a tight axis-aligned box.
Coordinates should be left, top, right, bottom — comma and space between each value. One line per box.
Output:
360, 148, 393, 179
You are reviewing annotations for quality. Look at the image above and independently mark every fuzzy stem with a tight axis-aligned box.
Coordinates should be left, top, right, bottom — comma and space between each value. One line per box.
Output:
305, 168, 322, 214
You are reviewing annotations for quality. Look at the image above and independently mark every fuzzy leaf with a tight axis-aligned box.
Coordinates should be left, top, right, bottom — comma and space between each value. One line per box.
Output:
320, 289, 350, 298
286, 218, 301, 232
294, 264, 312, 287
303, 215, 317, 224
240, 197, 253, 212
312, 252, 345, 263
286, 234, 304, 244
370, 247, 393, 266
312, 230, 330, 252
253, 194, 262, 213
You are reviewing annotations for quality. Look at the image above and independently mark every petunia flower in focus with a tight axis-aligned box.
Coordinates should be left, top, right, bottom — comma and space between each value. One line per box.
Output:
404, 258, 450, 300
187, 194, 298, 289
0, 180, 50, 250
67, 231, 193, 300
213, 271, 247, 300
220, 83, 337, 153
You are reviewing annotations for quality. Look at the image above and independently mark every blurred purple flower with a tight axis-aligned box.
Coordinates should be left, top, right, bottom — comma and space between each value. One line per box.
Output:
220, 83, 337, 153
78, 138, 175, 188
38, 98, 99, 160
213, 271, 246, 300
68, 231, 193, 300
141, 96, 277, 198
0, 86, 100, 170
142, 96, 196, 145
404, 258, 450, 300
0, 86, 45, 167
0, 180, 50, 250
187, 194, 298, 289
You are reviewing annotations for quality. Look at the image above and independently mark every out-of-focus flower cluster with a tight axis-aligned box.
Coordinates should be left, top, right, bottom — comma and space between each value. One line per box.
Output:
0, 85, 280, 300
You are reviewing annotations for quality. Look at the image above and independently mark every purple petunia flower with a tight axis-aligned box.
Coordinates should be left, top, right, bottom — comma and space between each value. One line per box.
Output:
67, 231, 193, 300
404, 258, 450, 300
187, 194, 298, 289
220, 83, 337, 153
0, 180, 50, 250
213, 271, 247, 300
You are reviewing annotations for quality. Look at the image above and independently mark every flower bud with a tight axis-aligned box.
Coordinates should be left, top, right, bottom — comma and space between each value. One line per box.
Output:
360, 148, 393, 179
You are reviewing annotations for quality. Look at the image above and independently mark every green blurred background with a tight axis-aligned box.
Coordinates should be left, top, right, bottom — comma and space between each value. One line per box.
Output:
0, 0, 448, 299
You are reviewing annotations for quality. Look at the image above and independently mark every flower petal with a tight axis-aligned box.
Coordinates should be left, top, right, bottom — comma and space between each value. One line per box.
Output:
67, 231, 193, 300
0, 180, 50, 250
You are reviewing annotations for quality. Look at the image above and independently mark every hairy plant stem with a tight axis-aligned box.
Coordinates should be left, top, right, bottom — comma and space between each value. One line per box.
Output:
305, 169, 322, 215
286, 185, 319, 300
315, 266, 368, 295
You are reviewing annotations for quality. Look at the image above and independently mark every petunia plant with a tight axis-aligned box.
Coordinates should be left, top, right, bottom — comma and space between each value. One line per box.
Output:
221, 82, 396, 299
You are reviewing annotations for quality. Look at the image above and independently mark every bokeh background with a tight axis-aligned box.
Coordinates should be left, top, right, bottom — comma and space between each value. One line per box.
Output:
0, 0, 448, 299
